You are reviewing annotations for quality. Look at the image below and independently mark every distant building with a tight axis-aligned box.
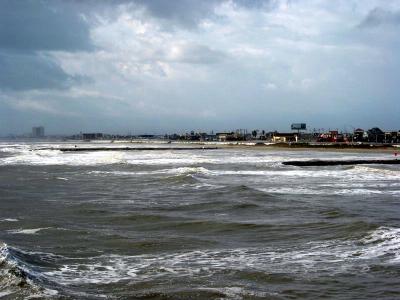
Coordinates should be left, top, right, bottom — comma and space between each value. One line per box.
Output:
215, 130, 251, 142
367, 127, 384, 143
204, 133, 217, 141
82, 133, 103, 140
317, 130, 346, 143
353, 128, 365, 142
271, 132, 298, 143
216, 132, 235, 142
384, 131, 399, 144
32, 126, 45, 138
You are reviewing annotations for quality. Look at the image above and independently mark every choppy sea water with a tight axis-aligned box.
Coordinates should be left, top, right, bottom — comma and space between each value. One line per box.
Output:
0, 141, 400, 299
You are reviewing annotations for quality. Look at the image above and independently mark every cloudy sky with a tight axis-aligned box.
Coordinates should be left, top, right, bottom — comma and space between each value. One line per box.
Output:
1, 0, 399, 135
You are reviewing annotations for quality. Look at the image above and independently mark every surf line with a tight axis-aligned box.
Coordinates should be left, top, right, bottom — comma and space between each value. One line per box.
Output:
283, 159, 400, 166
37, 147, 219, 152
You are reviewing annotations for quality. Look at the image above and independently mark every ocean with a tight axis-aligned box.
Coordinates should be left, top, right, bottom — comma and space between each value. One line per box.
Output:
0, 141, 399, 299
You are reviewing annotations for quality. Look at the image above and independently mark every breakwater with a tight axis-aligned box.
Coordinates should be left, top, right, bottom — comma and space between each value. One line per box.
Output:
39, 147, 219, 152
269, 142, 399, 149
283, 159, 400, 166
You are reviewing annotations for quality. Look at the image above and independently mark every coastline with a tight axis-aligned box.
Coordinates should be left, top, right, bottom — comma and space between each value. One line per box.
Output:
219, 143, 400, 153
106, 139, 400, 153
5, 138, 398, 153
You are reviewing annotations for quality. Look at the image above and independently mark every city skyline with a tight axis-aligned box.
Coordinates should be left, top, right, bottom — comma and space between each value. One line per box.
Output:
4, 123, 399, 139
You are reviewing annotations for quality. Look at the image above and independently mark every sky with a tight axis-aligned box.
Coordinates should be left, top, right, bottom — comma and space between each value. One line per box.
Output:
0, 0, 399, 135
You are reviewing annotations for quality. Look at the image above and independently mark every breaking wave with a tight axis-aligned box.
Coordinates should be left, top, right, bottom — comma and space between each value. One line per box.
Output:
0, 243, 58, 299
44, 226, 398, 285
7, 228, 52, 235
1, 226, 399, 292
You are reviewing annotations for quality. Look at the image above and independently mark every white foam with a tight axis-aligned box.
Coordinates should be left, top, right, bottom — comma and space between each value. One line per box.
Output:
256, 186, 398, 196
37, 227, 400, 286
192, 182, 224, 190
7, 228, 51, 235
0, 142, 396, 171
0, 218, 18, 222
0, 144, 32, 153
357, 227, 400, 262
0, 243, 8, 261
163, 166, 210, 175
124, 154, 216, 166
0, 290, 15, 297
0, 147, 24, 153
1, 143, 399, 199
86, 163, 400, 195
45, 259, 140, 285
1, 150, 125, 166
0, 243, 58, 298
0, 149, 216, 166
199, 287, 274, 299
89, 166, 212, 177
89, 165, 400, 180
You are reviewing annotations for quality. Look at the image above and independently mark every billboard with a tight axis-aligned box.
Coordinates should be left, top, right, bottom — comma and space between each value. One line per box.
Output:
291, 123, 306, 130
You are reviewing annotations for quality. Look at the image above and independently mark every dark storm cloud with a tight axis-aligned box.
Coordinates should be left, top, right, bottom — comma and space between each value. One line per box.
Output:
127, 0, 273, 28
359, 7, 400, 28
0, 52, 86, 91
0, 0, 92, 91
133, 0, 220, 28
233, 0, 274, 9
0, 0, 92, 51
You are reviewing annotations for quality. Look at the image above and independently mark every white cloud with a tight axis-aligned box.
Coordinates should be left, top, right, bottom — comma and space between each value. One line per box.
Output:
4, 98, 78, 117
263, 82, 277, 90
2, 0, 400, 134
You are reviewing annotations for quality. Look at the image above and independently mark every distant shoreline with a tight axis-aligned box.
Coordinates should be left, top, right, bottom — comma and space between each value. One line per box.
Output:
220, 145, 399, 153
109, 139, 400, 152
3, 138, 399, 153
218, 143, 400, 153
68, 139, 400, 153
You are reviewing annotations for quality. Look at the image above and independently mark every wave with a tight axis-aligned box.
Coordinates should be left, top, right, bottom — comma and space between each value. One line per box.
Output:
0, 147, 298, 167
88, 167, 206, 176
0, 142, 395, 168
126, 286, 276, 299
37, 227, 400, 285
0, 243, 58, 299
7, 228, 52, 235
358, 226, 400, 262
88, 167, 224, 189
0, 218, 18, 222
352, 165, 400, 179
104, 212, 273, 233
89, 164, 400, 182
230, 202, 261, 210
0, 226, 399, 297
0, 144, 32, 153
1, 150, 398, 187
0, 149, 215, 166
255, 186, 394, 196
0, 150, 124, 166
